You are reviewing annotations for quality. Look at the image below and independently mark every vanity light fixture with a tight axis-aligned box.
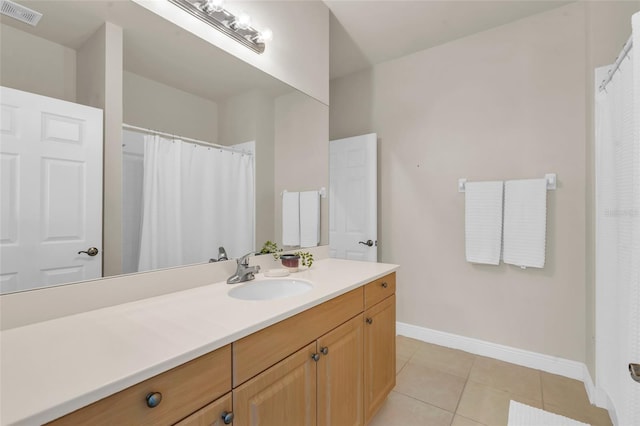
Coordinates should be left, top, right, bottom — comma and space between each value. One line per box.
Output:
168, 0, 270, 54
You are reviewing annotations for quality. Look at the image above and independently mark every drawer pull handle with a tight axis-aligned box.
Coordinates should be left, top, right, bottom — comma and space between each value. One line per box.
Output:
145, 392, 162, 408
366, 317, 373, 325
311, 353, 320, 362
320, 346, 329, 355
221, 411, 234, 424
381, 282, 388, 288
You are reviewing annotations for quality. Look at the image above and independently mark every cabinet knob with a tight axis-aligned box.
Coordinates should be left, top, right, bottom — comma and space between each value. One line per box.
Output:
366, 317, 373, 325
221, 411, 234, 424
311, 353, 320, 362
145, 392, 162, 408
381, 281, 388, 288
320, 346, 329, 355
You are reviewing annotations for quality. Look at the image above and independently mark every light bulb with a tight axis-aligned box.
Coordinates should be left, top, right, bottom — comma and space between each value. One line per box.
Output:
201, 0, 224, 13
210, 0, 224, 12
234, 12, 251, 30
258, 28, 273, 42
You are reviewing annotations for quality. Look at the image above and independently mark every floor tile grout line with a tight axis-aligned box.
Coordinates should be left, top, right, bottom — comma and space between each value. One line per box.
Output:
452, 355, 477, 416
390, 389, 457, 417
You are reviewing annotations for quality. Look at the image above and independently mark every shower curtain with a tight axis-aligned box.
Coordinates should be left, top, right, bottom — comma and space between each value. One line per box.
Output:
595, 12, 640, 426
137, 134, 255, 272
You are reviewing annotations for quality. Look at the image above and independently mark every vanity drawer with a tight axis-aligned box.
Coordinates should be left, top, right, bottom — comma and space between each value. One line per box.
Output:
48, 345, 231, 426
233, 287, 363, 386
364, 273, 396, 309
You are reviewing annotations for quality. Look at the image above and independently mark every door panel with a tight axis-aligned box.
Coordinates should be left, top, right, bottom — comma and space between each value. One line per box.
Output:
0, 86, 103, 293
364, 295, 396, 423
317, 314, 364, 426
233, 342, 317, 426
329, 134, 377, 262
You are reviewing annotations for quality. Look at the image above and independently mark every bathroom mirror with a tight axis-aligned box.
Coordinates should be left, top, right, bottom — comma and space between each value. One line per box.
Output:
0, 0, 328, 294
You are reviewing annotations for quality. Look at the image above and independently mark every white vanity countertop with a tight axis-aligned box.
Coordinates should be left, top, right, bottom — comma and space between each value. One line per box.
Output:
0, 258, 398, 425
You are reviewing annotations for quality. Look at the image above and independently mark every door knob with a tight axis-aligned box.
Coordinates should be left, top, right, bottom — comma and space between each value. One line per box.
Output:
630, 363, 640, 383
311, 353, 320, 362
320, 346, 329, 355
366, 317, 373, 324
359, 240, 374, 247
78, 247, 99, 256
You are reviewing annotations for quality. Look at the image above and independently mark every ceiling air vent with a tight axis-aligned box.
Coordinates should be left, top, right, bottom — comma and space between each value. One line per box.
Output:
0, 0, 42, 26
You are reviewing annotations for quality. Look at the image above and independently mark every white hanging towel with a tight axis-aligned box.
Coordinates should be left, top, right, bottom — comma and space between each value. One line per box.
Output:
282, 191, 300, 246
465, 181, 504, 265
300, 190, 320, 247
503, 179, 547, 269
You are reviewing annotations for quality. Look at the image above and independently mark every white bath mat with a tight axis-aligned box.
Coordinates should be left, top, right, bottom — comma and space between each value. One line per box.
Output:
508, 401, 589, 426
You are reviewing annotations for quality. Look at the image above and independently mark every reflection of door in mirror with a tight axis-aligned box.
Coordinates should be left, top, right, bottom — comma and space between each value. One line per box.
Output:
0, 87, 103, 293
122, 128, 255, 274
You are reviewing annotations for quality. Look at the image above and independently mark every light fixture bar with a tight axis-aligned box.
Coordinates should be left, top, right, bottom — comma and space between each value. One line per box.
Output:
168, 0, 266, 54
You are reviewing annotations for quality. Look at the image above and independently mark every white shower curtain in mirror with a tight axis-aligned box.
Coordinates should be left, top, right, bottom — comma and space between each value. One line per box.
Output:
138, 135, 254, 272
595, 12, 639, 426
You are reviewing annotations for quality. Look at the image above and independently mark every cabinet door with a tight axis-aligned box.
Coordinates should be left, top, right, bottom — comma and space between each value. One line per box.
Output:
317, 314, 364, 426
175, 392, 233, 426
233, 342, 317, 426
363, 295, 396, 423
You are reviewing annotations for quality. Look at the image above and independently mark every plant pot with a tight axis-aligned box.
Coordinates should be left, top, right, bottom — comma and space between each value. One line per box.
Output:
280, 254, 300, 272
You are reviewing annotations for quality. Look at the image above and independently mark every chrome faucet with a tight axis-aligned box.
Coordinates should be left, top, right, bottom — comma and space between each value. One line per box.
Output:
209, 246, 229, 263
227, 252, 260, 284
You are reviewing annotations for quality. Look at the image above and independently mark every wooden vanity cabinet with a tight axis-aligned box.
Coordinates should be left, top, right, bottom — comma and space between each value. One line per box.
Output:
46, 272, 396, 426
232, 315, 364, 426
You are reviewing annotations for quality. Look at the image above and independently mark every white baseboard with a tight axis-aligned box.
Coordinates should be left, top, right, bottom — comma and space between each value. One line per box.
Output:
397, 322, 609, 412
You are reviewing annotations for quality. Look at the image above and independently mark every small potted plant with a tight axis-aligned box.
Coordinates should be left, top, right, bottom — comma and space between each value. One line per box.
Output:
279, 253, 301, 271
259, 241, 314, 271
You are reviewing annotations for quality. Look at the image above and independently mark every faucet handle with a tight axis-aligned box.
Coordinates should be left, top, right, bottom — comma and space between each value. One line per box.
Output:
238, 251, 255, 265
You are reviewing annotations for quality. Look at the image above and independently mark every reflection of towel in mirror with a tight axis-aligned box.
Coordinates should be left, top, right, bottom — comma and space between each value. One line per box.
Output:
503, 179, 547, 269
282, 191, 300, 246
300, 191, 320, 247
464, 181, 504, 265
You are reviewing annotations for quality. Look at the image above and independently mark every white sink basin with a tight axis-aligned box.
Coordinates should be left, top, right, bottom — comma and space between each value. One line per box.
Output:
228, 278, 313, 301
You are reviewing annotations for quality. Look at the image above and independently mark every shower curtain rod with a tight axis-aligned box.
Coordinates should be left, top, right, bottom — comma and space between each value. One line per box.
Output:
122, 123, 253, 156
599, 35, 633, 92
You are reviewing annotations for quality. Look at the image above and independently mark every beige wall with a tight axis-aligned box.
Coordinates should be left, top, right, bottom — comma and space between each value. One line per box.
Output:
275, 91, 329, 248
331, 3, 591, 362
219, 90, 275, 248
123, 71, 218, 143
133, 0, 330, 105
0, 24, 76, 102
584, 1, 640, 376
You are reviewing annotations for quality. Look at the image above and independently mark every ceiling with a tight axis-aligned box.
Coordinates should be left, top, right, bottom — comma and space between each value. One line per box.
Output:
0, 1, 292, 101
1, 1, 574, 92
326, 0, 572, 79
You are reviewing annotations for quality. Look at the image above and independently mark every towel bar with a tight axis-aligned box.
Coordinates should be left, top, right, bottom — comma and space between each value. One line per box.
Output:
458, 174, 556, 193
281, 187, 327, 198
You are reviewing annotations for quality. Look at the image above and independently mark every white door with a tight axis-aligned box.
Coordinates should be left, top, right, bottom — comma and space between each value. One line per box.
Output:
0, 87, 103, 293
329, 133, 377, 261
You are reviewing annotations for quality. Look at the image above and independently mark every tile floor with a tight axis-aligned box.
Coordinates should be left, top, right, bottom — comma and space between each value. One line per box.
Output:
369, 336, 613, 426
